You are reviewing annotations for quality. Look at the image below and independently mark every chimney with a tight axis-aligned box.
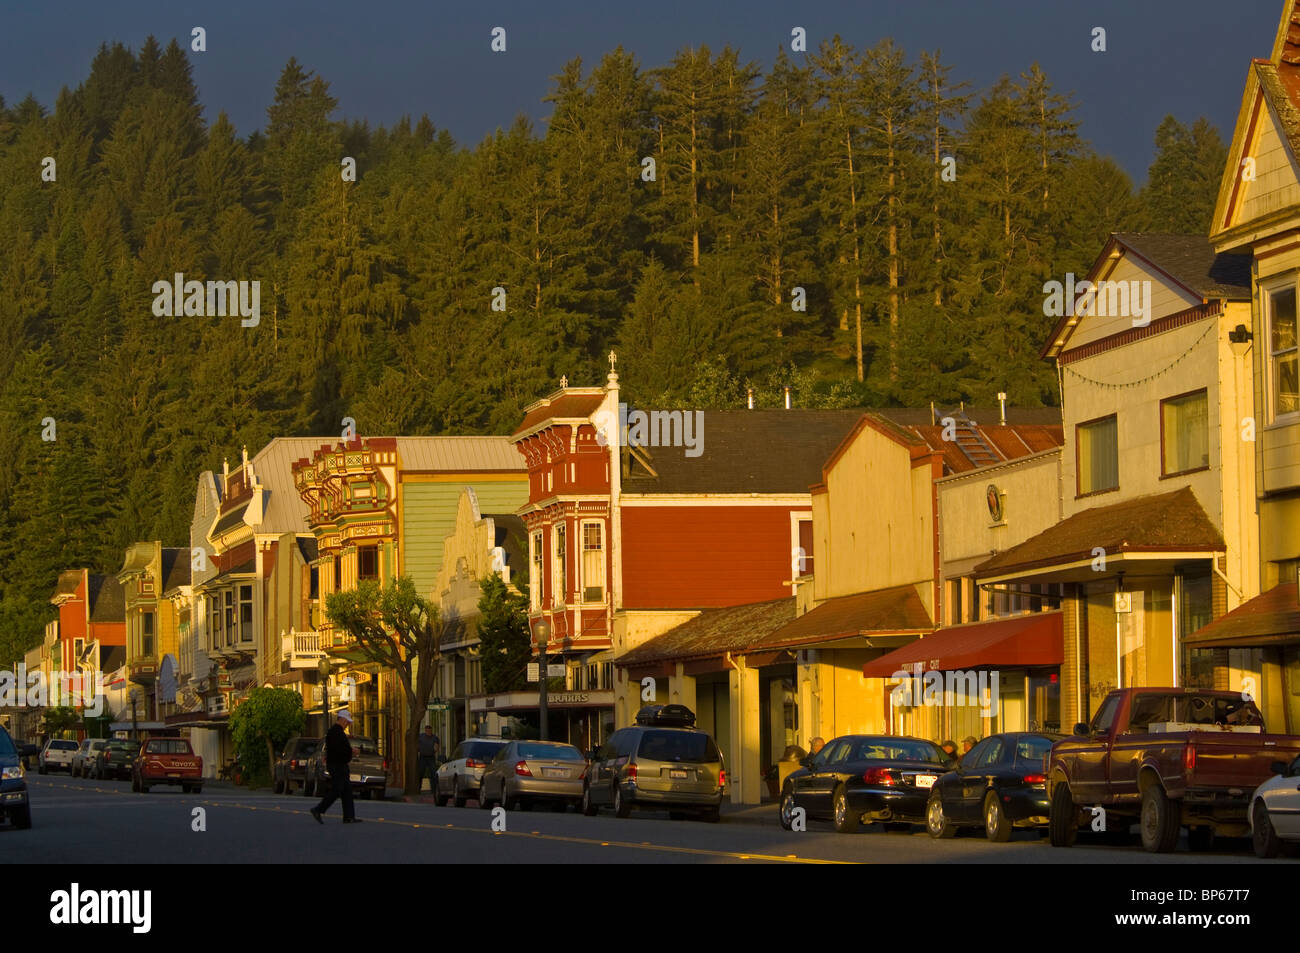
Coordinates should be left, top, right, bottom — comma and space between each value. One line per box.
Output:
746, 387, 754, 410
997, 392, 1007, 426
222, 457, 229, 481
783, 386, 791, 410
930, 401, 936, 425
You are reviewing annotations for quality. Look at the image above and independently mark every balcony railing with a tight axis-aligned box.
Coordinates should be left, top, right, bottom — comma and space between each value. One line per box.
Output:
281, 630, 326, 669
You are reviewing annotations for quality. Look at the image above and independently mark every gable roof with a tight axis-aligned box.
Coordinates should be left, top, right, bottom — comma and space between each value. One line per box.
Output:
87, 574, 125, 623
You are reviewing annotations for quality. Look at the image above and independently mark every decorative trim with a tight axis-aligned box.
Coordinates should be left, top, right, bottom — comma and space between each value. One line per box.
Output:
1058, 302, 1221, 366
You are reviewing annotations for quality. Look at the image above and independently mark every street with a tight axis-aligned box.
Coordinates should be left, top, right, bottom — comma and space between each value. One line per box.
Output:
6, 775, 1288, 864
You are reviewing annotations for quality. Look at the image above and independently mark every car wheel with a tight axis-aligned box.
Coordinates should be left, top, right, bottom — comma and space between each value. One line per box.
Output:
926, 793, 957, 839
581, 784, 597, 816
453, 777, 467, 808
984, 793, 1012, 842
479, 780, 494, 809
613, 783, 631, 818
1188, 826, 1215, 852
131, 773, 140, 793
1048, 782, 1077, 848
434, 779, 450, 807
139, 781, 151, 793
832, 784, 858, 834
1253, 799, 1282, 859
779, 787, 798, 831
10, 805, 31, 829
1139, 784, 1180, 853
303, 774, 315, 797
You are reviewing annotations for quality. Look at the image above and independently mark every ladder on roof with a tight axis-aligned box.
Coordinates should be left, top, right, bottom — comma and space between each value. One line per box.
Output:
946, 412, 1001, 467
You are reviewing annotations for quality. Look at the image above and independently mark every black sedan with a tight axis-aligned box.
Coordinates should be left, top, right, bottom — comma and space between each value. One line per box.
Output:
924, 732, 1063, 841
779, 736, 953, 833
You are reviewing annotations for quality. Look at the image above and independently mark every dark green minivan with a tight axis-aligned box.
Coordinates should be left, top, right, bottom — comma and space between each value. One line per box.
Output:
0, 726, 32, 829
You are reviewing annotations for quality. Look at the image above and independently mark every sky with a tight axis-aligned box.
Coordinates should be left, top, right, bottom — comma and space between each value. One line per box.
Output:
0, 0, 1287, 183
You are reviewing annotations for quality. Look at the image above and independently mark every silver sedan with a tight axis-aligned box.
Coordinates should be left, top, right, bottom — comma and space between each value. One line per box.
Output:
477, 741, 587, 812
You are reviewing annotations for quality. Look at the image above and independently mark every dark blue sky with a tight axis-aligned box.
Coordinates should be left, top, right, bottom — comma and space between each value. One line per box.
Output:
0, 0, 1285, 182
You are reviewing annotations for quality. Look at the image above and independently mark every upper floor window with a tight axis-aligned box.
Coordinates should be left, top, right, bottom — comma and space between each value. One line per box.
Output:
1161, 389, 1209, 476
358, 545, 379, 582
224, 590, 235, 647
239, 585, 253, 642
530, 531, 543, 611
582, 521, 605, 602
1077, 414, 1118, 496
142, 611, 155, 657
553, 523, 567, 607
1268, 283, 1299, 419
209, 597, 220, 651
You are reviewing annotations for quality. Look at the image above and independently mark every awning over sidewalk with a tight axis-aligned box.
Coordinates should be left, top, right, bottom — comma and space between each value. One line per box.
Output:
862, 611, 1064, 677
616, 598, 795, 677
974, 487, 1225, 584
1183, 583, 1300, 648
755, 584, 932, 650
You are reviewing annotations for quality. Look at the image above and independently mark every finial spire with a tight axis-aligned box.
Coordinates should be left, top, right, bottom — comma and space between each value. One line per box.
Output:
560, 375, 568, 388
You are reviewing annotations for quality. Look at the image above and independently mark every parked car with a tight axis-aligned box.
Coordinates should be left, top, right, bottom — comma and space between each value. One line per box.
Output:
779, 735, 950, 833
133, 738, 203, 793
1249, 752, 1300, 858
583, 705, 725, 822
1048, 688, 1300, 852
71, 739, 108, 778
275, 736, 320, 795
0, 726, 31, 829
478, 740, 587, 812
305, 735, 386, 799
91, 740, 140, 781
38, 739, 78, 774
925, 732, 1063, 841
435, 738, 509, 807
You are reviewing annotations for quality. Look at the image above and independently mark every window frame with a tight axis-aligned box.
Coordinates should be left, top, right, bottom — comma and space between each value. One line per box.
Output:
552, 523, 567, 608
1264, 278, 1300, 423
1075, 413, 1120, 498
580, 520, 605, 603
529, 531, 543, 611
1159, 388, 1210, 478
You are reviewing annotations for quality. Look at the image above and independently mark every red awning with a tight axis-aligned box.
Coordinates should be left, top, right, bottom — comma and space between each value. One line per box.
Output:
863, 611, 1063, 677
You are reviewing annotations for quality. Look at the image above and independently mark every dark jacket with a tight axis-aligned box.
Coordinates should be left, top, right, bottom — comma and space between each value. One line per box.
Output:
325, 724, 353, 766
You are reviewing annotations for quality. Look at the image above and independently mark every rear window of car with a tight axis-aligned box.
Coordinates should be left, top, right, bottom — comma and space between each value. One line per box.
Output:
297, 740, 320, 755
1013, 736, 1056, 767
351, 738, 379, 756
517, 743, 584, 761
847, 739, 947, 763
146, 740, 193, 755
50, 741, 78, 751
107, 742, 138, 752
466, 741, 506, 760
636, 730, 720, 763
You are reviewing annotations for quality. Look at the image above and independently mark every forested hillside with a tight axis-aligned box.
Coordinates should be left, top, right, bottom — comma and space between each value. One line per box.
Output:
0, 36, 1225, 660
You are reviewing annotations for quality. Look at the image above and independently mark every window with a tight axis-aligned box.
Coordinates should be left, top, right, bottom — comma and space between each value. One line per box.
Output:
1267, 283, 1299, 418
1089, 693, 1121, 734
1161, 390, 1209, 475
530, 531, 543, 611
1077, 415, 1119, 495
224, 590, 234, 647
209, 596, 221, 651
238, 585, 253, 642
553, 523, 567, 606
358, 545, 379, 581
333, 555, 342, 591
796, 519, 814, 576
142, 612, 154, 657
948, 578, 963, 625
581, 522, 605, 602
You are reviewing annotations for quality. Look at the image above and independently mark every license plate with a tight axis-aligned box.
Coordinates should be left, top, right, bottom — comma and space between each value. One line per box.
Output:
913, 775, 937, 788
542, 768, 566, 778
167, 773, 180, 778
669, 769, 688, 779
349, 774, 361, 782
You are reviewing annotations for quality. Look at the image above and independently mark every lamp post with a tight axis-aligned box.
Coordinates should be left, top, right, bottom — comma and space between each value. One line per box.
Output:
129, 689, 138, 740
317, 656, 332, 734
535, 619, 551, 741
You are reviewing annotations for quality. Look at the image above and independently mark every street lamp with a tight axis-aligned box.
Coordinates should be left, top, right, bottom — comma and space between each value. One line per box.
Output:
317, 656, 331, 734
534, 619, 551, 742
129, 689, 138, 739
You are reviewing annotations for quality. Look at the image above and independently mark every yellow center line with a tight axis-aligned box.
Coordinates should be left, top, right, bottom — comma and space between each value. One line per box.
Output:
36, 781, 847, 863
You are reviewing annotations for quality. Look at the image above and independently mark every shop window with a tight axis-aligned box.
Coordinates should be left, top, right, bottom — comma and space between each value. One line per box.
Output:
1267, 282, 1299, 419
1077, 415, 1119, 496
1161, 390, 1209, 475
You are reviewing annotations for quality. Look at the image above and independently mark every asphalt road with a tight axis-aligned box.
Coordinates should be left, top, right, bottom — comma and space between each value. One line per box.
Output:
4, 774, 1290, 864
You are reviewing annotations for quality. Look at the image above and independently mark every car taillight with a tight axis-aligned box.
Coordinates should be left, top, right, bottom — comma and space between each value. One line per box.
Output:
1184, 745, 1196, 774
466, 758, 482, 769
862, 767, 897, 786
626, 763, 637, 781
291, 759, 299, 769
1022, 773, 1046, 784
718, 769, 726, 787
515, 760, 532, 777
383, 759, 389, 772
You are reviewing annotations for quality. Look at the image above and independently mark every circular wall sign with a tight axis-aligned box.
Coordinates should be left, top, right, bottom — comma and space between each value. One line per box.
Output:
986, 484, 1004, 522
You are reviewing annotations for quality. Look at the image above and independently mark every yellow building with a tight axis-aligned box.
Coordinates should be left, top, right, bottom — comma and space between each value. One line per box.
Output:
118, 542, 191, 725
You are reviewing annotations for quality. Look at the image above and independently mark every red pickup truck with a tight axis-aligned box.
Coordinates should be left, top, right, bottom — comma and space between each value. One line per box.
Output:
1048, 687, 1300, 852
132, 738, 203, 794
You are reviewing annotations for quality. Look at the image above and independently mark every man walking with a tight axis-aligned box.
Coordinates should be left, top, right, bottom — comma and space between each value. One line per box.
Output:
417, 724, 441, 794
311, 709, 361, 824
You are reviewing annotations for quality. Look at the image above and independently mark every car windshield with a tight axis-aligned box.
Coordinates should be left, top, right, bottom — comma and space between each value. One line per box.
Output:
846, 738, 946, 763
146, 740, 192, 755
517, 743, 584, 761
636, 730, 720, 763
